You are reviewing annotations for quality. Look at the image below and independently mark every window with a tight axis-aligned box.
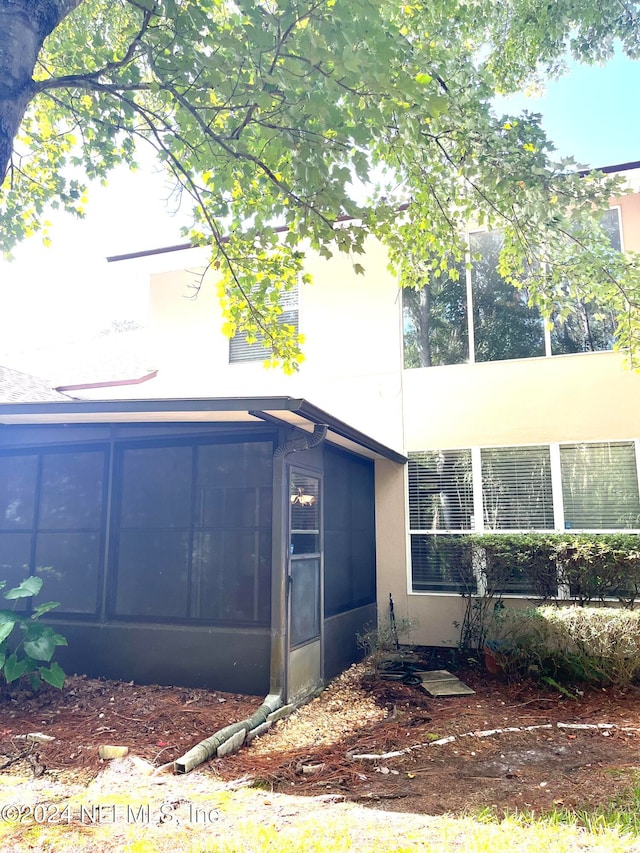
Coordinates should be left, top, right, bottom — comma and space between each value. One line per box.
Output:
409, 439, 640, 594
560, 442, 640, 530
403, 261, 469, 368
550, 209, 622, 355
403, 209, 623, 368
0, 449, 106, 614
408, 450, 474, 591
410, 534, 473, 592
408, 450, 473, 531
113, 439, 273, 624
470, 231, 545, 362
229, 285, 299, 363
481, 446, 554, 530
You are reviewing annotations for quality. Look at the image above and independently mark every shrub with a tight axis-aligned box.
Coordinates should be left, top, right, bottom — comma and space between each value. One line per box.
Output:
456, 533, 640, 652
0, 576, 67, 690
356, 605, 418, 669
486, 605, 640, 685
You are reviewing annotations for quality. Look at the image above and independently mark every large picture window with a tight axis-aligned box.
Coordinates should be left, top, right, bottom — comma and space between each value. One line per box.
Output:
409, 439, 640, 594
403, 208, 623, 368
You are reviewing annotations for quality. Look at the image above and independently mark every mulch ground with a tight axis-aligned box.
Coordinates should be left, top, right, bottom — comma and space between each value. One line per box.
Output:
3, 652, 640, 816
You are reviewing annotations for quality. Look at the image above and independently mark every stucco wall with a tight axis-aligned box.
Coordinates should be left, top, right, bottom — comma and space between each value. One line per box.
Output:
146, 238, 405, 448
403, 350, 640, 451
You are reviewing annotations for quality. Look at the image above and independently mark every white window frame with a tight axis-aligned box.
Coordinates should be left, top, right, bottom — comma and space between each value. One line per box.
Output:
408, 437, 640, 597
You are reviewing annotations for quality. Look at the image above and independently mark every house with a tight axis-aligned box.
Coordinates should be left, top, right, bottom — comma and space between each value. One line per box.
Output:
1, 160, 639, 699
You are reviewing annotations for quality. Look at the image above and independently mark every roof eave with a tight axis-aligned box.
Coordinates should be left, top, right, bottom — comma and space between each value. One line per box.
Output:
0, 395, 407, 464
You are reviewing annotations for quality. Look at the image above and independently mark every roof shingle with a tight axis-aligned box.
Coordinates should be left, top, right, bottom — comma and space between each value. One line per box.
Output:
0, 365, 69, 402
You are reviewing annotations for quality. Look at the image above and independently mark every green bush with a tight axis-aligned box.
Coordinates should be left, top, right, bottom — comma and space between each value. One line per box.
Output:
0, 576, 67, 690
471, 533, 640, 604
486, 605, 640, 685
457, 533, 640, 652
554, 535, 640, 607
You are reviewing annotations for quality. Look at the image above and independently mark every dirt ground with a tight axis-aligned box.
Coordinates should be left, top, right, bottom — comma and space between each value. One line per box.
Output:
2, 651, 640, 818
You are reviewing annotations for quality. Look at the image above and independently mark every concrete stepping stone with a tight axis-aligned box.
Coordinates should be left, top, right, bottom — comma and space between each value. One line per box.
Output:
415, 670, 475, 697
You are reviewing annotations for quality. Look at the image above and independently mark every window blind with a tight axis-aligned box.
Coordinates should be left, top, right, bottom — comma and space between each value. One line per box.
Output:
408, 450, 473, 531
229, 308, 299, 363
410, 533, 474, 592
481, 446, 554, 530
560, 442, 640, 529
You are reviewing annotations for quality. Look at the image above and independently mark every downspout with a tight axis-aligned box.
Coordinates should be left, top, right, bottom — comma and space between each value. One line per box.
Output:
273, 422, 328, 458
173, 423, 328, 774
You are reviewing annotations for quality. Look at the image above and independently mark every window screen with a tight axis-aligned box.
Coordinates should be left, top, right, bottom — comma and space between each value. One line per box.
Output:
324, 448, 376, 617
560, 442, 640, 530
0, 449, 106, 615
481, 446, 554, 530
290, 472, 320, 555
114, 440, 273, 624
0, 454, 37, 530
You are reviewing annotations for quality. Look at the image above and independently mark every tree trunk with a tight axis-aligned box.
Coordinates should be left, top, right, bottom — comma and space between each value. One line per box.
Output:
0, 0, 83, 183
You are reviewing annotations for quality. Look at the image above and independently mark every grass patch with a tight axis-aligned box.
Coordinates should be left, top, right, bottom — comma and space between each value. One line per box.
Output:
472, 780, 640, 839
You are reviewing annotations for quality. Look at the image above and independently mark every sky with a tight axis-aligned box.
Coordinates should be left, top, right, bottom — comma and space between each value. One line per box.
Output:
1, 50, 639, 357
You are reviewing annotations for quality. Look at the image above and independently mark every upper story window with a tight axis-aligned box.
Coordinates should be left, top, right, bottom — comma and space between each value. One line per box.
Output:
403, 208, 622, 368
229, 285, 299, 364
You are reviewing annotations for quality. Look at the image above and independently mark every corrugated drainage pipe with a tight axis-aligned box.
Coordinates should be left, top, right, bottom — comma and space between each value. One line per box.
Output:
174, 693, 296, 773
273, 423, 328, 457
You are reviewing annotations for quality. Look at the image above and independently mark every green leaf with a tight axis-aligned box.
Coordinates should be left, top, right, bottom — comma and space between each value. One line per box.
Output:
23, 625, 57, 662
415, 72, 433, 85
0, 620, 15, 644
39, 662, 65, 689
4, 653, 29, 683
0, 609, 18, 645
31, 601, 61, 619
5, 576, 43, 600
